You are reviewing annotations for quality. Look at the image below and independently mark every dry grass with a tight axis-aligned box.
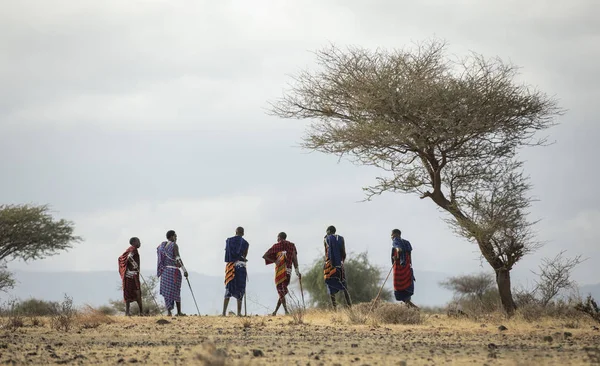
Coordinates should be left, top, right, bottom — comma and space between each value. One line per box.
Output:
77, 304, 115, 329
0, 309, 599, 364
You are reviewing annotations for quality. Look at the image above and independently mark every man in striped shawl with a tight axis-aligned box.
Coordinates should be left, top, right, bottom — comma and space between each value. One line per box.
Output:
157, 230, 188, 316
391, 229, 417, 308
222, 227, 249, 317
118, 237, 143, 316
263, 232, 301, 316
324, 225, 352, 309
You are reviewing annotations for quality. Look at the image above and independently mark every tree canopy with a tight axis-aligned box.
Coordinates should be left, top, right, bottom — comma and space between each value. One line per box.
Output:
0, 204, 81, 262
0, 204, 81, 291
269, 39, 562, 314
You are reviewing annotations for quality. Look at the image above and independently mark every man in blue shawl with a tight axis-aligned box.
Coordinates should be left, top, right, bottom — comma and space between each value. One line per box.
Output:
323, 225, 352, 309
157, 230, 188, 316
222, 227, 250, 316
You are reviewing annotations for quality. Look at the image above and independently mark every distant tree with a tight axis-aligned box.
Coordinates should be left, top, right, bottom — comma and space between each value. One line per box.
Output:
269, 39, 561, 315
0, 204, 81, 292
0, 264, 15, 292
0, 204, 81, 261
302, 252, 391, 308
440, 273, 495, 300
110, 275, 165, 315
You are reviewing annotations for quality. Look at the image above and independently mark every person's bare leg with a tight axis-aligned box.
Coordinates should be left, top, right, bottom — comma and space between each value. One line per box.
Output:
237, 298, 243, 316
222, 298, 230, 316
176, 301, 185, 316
272, 299, 282, 316
330, 294, 337, 310
125, 301, 131, 316
135, 290, 143, 316
344, 290, 352, 308
281, 297, 289, 315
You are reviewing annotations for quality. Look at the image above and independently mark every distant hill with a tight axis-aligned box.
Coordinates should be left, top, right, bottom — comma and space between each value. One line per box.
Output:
1, 269, 455, 313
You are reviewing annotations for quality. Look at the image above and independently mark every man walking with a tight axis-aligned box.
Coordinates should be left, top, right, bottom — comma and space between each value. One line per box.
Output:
263, 232, 301, 316
118, 237, 143, 316
391, 229, 417, 308
323, 225, 352, 309
157, 230, 188, 316
222, 227, 250, 317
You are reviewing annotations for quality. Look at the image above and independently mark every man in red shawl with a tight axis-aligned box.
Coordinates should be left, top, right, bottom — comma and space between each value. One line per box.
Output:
262, 232, 301, 316
118, 237, 143, 316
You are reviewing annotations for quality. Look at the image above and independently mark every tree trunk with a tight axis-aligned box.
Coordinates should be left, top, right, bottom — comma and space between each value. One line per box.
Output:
496, 269, 517, 316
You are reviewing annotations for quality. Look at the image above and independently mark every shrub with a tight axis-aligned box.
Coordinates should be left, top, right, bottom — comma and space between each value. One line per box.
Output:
575, 295, 600, 323
12, 298, 59, 316
77, 305, 114, 329
50, 294, 76, 332
373, 303, 422, 325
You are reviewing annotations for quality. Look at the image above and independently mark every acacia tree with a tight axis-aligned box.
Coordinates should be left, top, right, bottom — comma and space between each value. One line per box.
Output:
0, 204, 81, 290
269, 39, 561, 314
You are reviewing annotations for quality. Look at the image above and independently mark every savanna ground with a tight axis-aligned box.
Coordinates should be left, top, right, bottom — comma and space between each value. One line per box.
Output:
1, 304, 600, 365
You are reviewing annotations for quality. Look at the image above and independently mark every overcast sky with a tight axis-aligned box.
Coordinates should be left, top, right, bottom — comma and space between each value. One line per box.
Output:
1, 0, 598, 289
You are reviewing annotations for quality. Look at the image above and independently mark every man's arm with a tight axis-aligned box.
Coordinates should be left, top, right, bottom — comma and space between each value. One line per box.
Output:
242, 240, 249, 261
340, 237, 347, 262
173, 244, 188, 277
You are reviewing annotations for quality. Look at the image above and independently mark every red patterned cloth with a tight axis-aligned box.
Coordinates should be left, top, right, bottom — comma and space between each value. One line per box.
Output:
118, 246, 140, 302
264, 241, 297, 298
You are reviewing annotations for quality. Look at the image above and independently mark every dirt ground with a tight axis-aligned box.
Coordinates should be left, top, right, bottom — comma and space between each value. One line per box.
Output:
1, 310, 599, 365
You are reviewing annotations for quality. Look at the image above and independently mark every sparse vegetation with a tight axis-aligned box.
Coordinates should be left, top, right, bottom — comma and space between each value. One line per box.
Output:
575, 295, 600, 323
77, 304, 115, 329
50, 294, 76, 332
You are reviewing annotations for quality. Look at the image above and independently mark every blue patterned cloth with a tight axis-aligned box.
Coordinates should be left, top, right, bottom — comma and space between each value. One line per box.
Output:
224, 236, 249, 300
324, 234, 347, 295
157, 241, 182, 311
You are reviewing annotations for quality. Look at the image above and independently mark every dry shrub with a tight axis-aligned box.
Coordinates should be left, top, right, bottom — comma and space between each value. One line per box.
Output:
287, 291, 306, 325
575, 295, 600, 323
344, 302, 375, 324
195, 343, 229, 366
518, 300, 585, 323
374, 303, 422, 325
30, 317, 45, 327
1, 300, 24, 330
447, 289, 502, 320
4, 314, 24, 329
50, 294, 76, 332
77, 305, 115, 329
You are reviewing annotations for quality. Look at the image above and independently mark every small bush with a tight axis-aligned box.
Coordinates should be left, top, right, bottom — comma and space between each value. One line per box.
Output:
50, 294, 76, 332
95, 305, 117, 316
31, 317, 44, 327
287, 291, 306, 325
12, 298, 58, 316
195, 343, 228, 366
373, 303, 422, 325
77, 305, 114, 329
575, 295, 600, 323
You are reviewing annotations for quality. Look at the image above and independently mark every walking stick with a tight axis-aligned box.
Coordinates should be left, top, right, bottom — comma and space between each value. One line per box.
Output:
139, 272, 161, 314
299, 276, 306, 310
185, 277, 201, 315
369, 263, 394, 314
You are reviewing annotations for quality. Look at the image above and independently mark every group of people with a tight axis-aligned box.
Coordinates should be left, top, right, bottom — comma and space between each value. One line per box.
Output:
118, 226, 416, 316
